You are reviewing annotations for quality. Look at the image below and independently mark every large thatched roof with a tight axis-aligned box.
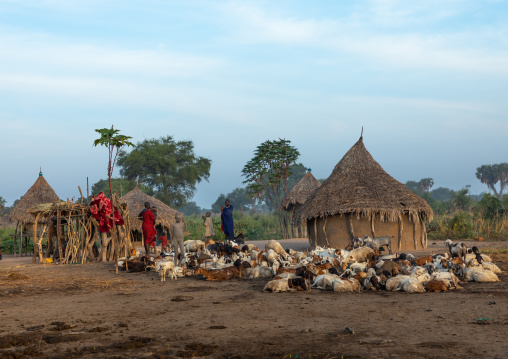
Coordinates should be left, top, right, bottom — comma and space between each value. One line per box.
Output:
10, 174, 60, 225
120, 187, 181, 232
296, 136, 433, 224
281, 170, 321, 210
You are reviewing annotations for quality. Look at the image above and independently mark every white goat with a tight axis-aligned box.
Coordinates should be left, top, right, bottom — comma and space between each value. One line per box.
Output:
465, 267, 499, 282
263, 279, 292, 293
332, 278, 361, 292
265, 240, 289, 260
155, 260, 176, 282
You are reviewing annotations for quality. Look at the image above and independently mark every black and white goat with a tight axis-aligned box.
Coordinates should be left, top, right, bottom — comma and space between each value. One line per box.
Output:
444, 239, 467, 263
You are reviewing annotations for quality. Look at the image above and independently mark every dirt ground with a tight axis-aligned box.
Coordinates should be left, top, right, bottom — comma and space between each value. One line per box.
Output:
0, 239, 507, 359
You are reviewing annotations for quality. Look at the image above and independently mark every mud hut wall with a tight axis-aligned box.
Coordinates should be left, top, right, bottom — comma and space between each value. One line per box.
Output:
307, 217, 318, 248
309, 214, 425, 251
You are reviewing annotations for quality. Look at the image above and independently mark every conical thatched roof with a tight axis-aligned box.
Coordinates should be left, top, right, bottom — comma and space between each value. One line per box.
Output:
296, 136, 433, 224
281, 170, 321, 210
10, 174, 60, 225
120, 187, 181, 232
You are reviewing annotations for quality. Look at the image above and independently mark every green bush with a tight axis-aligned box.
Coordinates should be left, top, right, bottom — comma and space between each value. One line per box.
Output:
0, 227, 34, 254
476, 194, 505, 219
448, 211, 474, 238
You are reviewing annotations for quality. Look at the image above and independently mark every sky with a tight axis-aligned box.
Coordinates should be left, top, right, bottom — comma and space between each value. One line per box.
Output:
1, 0, 507, 209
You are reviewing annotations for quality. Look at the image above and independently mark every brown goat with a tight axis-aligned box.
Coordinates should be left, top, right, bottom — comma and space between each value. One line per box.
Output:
313, 262, 333, 275
195, 261, 251, 281
413, 256, 433, 266
256, 251, 266, 264
426, 280, 448, 292
276, 267, 298, 275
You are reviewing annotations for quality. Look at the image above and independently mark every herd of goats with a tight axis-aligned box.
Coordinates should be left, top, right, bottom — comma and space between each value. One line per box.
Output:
116, 236, 503, 293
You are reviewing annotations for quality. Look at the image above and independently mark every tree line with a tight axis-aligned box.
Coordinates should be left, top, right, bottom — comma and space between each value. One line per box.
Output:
2, 129, 508, 236
405, 170, 508, 220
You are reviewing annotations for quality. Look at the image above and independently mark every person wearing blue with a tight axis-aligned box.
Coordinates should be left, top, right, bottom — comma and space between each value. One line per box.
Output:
221, 199, 235, 240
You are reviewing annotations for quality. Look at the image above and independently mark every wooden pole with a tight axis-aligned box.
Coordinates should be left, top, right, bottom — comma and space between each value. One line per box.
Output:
313, 218, 318, 248
32, 213, 41, 264
78, 186, 84, 204
419, 217, 425, 248
323, 217, 329, 247
397, 215, 403, 250
38, 224, 47, 264
348, 213, 355, 242
370, 214, 376, 238
19, 224, 23, 257
413, 220, 417, 250
20, 224, 25, 257
424, 224, 428, 248
13, 223, 18, 257
56, 209, 63, 262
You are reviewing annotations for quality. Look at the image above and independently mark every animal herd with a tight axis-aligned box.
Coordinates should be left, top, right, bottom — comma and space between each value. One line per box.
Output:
116, 237, 503, 294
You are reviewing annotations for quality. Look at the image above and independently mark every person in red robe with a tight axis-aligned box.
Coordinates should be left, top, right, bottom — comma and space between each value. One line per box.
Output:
158, 230, 169, 253
138, 202, 156, 255
89, 192, 124, 233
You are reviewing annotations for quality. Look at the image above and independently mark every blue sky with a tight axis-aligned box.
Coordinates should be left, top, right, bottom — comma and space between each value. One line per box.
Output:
1, 0, 507, 208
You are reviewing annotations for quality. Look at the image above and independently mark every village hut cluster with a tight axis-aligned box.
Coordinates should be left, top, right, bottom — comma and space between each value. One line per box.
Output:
6, 171, 182, 264
3, 135, 504, 295
115, 135, 502, 294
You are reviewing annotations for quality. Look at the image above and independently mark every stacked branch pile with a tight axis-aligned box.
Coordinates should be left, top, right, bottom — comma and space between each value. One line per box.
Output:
28, 199, 132, 264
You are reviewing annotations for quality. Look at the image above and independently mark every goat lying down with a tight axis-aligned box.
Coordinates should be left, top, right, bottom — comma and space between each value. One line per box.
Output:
263, 278, 309, 293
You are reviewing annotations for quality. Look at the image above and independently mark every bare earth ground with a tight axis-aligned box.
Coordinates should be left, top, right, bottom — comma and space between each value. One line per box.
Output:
0, 239, 507, 359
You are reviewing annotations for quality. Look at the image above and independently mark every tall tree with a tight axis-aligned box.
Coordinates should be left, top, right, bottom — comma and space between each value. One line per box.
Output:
176, 201, 204, 216
452, 187, 474, 211
118, 136, 211, 207
211, 187, 253, 213
429, 187, 455, 202
242, 139, 300, 238
419, 178, 434, 192
476, 163, 508, 200
93, 126, 134, 202
93, 126, 134, 261
405, 180, 423, 195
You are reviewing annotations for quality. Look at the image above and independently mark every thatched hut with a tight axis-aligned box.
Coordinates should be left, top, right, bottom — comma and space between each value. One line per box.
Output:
9, 171, 60, 256
281, 169, 321, 237
296, 136, 433, 251
10, 171, 60, 226
120, 187, 181, 242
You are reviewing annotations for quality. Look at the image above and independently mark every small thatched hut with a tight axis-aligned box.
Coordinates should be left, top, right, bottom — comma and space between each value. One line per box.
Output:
9, 170, 60, 256
296, 136, 433, 251
281, 169, 321, 237
120, 187, 181, 241
10, 171, 60, 226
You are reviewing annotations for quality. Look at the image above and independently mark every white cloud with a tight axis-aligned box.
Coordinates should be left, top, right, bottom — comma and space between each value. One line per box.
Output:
220, 1, 508, 75
0, 32, 223, 78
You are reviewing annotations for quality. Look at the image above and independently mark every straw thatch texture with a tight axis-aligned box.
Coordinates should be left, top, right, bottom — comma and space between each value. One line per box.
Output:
296, 136, 433, 224
28, 201, 84, 217
10, 176, 60, 225
120, 187, 181, 232
281, 171, 321, 211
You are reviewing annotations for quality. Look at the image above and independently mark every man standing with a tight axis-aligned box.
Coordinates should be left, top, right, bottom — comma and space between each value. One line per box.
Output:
171, 213, 186, 266
203, 211, 215, 240
138, 202, 156, 255
221, 199, 234, 240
